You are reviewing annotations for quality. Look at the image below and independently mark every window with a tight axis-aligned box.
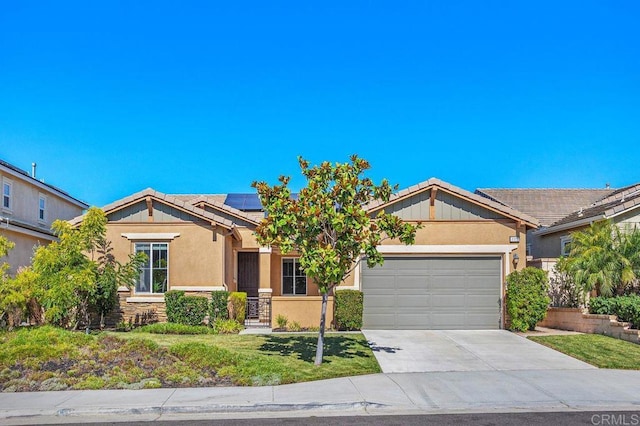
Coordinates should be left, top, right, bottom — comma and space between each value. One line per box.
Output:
2, 179, 11, 211
38, 194, 46, 222
135, 242, 168, 293
560, 236, 572, 256
282, 258, 307, 295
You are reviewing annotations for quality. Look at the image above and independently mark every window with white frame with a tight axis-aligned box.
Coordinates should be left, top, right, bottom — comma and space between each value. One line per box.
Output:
135, 242, 168, 293
560, 236, 572, 256
2, 179, 12, 211
282, 258, 307, 295
38, 194, 46, 222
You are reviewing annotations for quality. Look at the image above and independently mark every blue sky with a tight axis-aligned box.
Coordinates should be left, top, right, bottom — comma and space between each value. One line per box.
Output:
1, 1, 639, 207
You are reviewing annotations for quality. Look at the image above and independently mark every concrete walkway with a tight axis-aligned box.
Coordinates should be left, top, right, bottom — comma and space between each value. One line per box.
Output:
2, 369, 640, 424
362, 330, 594, 373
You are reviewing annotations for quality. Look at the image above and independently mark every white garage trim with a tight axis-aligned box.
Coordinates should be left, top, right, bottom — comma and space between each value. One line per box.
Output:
357, 245, 518, 329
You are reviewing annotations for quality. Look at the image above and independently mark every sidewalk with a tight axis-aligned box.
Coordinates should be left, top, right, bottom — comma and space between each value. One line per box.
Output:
2, 369, 640, 424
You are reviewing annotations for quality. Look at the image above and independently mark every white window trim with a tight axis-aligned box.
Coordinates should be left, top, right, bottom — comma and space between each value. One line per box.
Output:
135, 242, 169, 294
38, 193, 47, 224
282, 257, 307, 296
2, 178, 12, 213
560, 236, 572, 256
122, 232, 180, 240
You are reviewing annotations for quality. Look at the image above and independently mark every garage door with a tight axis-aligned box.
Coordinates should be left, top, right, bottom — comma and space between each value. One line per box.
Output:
362, 256, 502, 330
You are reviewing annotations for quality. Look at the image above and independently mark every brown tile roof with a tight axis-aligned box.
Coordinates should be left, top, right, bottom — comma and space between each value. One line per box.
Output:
170, 194, 227, 204
476, 188, 614, 227
69, 188, 241, 235
367, 177, 539, 227
548, 183, 640, 228
172, 194, 261, 225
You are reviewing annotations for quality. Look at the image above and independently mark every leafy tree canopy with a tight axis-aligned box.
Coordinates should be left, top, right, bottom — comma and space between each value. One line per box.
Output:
252, 155, 419, 364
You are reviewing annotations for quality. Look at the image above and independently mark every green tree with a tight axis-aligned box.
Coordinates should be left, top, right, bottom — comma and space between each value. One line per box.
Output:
566, 220, 635, 297
252, 155, 418, 365
32, 207, 145, 330
0, 236, 19, 327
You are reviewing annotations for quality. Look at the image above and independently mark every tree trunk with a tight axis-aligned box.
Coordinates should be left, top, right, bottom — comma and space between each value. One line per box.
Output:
314, 291, 329, 366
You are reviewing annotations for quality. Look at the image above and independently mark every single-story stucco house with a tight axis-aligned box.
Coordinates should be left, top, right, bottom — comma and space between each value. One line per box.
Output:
71, 177, 538, 330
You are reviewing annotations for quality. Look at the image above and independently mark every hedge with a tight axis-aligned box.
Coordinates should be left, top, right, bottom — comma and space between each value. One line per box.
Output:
506, 267, 550, 332
164, 291, 208, 326
229, 292, 247, 323
209, 290, 230, 322
335, 289, 363, 331
589, 296, 640, 329
165, 291, 186, 323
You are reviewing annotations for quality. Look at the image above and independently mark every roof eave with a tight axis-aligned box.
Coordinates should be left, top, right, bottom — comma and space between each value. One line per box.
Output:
533, 215, 603, 236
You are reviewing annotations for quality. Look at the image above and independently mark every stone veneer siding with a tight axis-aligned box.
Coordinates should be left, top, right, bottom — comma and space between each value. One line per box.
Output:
539, 307, 640, 344
104, 290, 216, 327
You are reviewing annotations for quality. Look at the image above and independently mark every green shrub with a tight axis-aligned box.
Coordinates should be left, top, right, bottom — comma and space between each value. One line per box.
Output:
212, 319, 244, 334
180, 296, 209, 326
506, 267, 550, 332
209, 290, 230, 322
133, 322, 213, 335
164, 291, 208, 326
275, 314, 288, 329
229, 292, 247, 323
589, 296, 640, 328
164, 290, 186, 323
335, 289, 363, 331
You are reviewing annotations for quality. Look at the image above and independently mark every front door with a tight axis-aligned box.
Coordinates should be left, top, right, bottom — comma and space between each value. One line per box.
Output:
237, 252, 259, 297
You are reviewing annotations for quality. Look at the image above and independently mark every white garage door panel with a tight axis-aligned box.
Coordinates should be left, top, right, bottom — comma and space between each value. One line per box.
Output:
362, 256, 502, 330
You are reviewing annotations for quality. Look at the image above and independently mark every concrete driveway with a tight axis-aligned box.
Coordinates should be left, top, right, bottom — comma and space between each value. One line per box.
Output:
362, 330, 595, 373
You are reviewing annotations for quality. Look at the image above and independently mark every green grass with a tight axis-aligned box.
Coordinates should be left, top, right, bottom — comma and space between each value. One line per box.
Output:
529, 334, 640, 369
0, 326, 380, 391
112, 331, 380, 385
132, 323, 216, 335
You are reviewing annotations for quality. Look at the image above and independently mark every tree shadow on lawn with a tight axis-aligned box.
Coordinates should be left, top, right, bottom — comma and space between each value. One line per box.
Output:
258, 335, 372, 364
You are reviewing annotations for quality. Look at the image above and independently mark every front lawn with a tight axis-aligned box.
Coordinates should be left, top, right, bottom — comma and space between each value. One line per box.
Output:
528, 334, 640, 369
0, 326, 380, 392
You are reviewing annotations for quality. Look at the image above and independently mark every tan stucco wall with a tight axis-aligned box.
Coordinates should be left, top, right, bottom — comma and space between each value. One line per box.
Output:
272, 296, 334, 329
0, 230, 49, 275
379, 220, 527, 272
107, 222, 228, 290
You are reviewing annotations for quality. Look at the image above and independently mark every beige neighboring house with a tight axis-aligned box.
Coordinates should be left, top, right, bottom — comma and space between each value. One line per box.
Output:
0, 160, 88, 275
72, 178, 536, 330
476, 184, 640, 273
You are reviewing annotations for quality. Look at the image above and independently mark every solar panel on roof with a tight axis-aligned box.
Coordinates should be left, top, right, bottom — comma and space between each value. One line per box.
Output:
224, 193, 299, 211
224, 193, 264, 211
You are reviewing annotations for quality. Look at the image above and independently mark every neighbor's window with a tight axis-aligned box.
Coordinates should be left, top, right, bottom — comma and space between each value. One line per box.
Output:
38, 194, 46, 222
560, 236, 572, 257
135, 242, 168, 293
2, 180, 11, 210
282, 258, 307, 295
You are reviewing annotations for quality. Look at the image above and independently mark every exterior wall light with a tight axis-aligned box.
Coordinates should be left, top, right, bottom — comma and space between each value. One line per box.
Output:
512, 253, 520, 268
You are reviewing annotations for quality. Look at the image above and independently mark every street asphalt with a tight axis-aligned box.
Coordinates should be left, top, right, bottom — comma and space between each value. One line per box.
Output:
1, 331, 639, 424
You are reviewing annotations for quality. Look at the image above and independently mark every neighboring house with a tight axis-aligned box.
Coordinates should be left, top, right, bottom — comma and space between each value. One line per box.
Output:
72, 178, 537, 330
0, 160, 88, 275
476, 185, 640, 273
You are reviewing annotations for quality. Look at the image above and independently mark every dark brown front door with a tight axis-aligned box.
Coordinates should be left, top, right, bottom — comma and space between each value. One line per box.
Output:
237, 252, 259, 297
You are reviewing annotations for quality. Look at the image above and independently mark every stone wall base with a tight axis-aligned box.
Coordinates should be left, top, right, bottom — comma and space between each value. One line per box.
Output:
539, 307, 640, 344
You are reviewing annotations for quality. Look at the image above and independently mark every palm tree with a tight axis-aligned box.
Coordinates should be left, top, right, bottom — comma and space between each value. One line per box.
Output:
566, 220, 635, 297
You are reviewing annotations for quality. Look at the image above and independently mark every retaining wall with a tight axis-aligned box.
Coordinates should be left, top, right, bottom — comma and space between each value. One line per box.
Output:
539, 307, 640, 344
